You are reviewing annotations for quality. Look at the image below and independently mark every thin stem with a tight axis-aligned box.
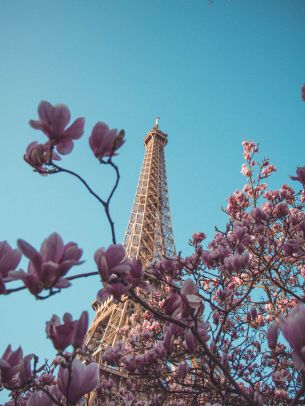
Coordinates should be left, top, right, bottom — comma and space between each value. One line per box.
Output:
52, 164, 107, 207
4, 271, 99, 297
67, 271, 99, 281
106, 160, 120, 205
103, 160, 120, 244
5, 286, 26, 294
52, 162, 119, 244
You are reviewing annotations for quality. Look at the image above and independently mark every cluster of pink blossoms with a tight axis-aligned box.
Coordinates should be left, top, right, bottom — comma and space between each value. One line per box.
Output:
25, 100, 125, 173
46, 311, 88, 352
94, 244, 148, 302
242, 140, 258, 160
8, 233, 83, 296
0, 311, 99, 405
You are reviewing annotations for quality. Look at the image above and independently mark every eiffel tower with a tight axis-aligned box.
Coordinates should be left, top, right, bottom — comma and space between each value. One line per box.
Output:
85, 119, 176, 402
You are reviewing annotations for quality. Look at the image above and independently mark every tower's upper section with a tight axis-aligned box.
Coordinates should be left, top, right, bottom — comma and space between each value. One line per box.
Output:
123, 121, 175, 266
144, 123, 168, 147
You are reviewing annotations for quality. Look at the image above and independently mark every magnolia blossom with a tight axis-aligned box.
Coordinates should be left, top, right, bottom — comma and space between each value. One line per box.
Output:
89, 122, 125, 159
29, 101, 85, 154
267, 322, 279, 350
57, 359, 99, 404
260, 164, 276, 178
9, 233, 83, 295
176, 362, 190, 380
24, 141, 60, 173
0, 241, 21, 294
242, 140, 258, 160
241, 163, 251, 177
0, 345, 23, 385
95, 244, 130, 301
19, 354, 33, 384
273, 202, 289, 218
302, 83, 305, 102
223, 252, 249, 273
280, 304, 305, 369
27, 386, 62, 406
94, 244, 129, 282
95, 244, 147, 302
163, 279, 202, 319
192, 232, 206, 244
290, 166, 305, 186
46, 311, 88, 352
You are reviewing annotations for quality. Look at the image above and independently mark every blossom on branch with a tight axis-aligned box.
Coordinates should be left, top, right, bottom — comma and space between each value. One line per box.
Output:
46, 311, 88, 352
242, 140, 258, 160
89, 121, 125, 160
0, 241, 21, 294
192, 232, 206, 244
280, 304, 305, 369
9, 233, 83, 296
57, 359, 99, 404
0, 345, 23, 386
27, 386, 62, 406
290, 166, 305, 187
267, 322, 279, 350
24, 141, 60, 174
29, 101, 85, 155
95, 244, 147, 302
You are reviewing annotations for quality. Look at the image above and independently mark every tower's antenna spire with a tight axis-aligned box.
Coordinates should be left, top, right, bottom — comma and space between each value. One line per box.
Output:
155, 116, 160, 128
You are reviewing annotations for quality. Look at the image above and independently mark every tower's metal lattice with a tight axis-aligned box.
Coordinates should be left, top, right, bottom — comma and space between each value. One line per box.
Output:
84, 122, 175, 402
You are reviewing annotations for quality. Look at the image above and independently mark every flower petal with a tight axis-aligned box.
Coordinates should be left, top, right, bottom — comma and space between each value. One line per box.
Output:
56, 140, 74, 155
38, 101, 54, 123
64, 117, 85, 140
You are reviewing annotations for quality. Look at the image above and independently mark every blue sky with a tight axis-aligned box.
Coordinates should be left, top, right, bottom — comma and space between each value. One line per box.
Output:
0, 0, 305, 400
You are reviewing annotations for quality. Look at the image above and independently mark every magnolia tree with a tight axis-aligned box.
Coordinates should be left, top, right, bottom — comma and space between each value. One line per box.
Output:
1, 87, 305, 406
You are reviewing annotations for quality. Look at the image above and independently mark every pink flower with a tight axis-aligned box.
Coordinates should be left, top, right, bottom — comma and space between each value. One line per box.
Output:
242, 140, 258, 160
27, 386, 62, 406
290, 166, 305, 187
24, 142, 60, 174
241, 164, 251, 177
184, 328, 196, 353
260, 164, 276, 178
273, 203, 289, 218
301, 84, 305, 102
224, 252, 249, 273
29, 101, 85, 155
46, 311, 88, 352
163, 293, 181, 315
89, 122, 125, 160
280, 304, 305, 369
95, 244, 136, 302
0, 345, 23, 384
0, 241, 21, 294
192, 232, 206, 244
102, 342, 124, 365
9, 233, 83, 295
94, 244, 129, 282
267, 322, 279, 349
272, 369, 289, 386
19, 354, 34, 384
57, 359, 99, 404
176, 362, 190, 380
97, 281, 128, 303
180, 279, 202, 310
